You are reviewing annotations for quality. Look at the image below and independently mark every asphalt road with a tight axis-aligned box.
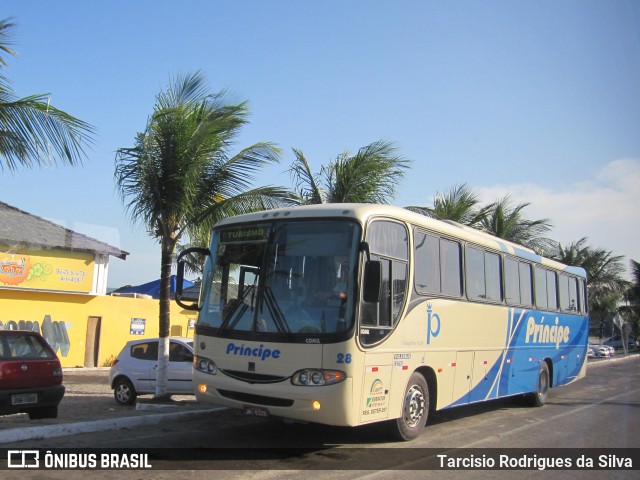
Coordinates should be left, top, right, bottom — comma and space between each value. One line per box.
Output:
2, 355, 639, 479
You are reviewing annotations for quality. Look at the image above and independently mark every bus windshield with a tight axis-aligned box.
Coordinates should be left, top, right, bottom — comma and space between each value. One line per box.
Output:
198, 219, 361, 340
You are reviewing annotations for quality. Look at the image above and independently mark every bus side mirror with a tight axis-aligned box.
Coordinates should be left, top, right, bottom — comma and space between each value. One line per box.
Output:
175, 247, 211, 311
363, 260, 382, 303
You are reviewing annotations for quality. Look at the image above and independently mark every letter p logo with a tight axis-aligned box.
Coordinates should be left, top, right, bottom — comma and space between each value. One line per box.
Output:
426, 305, 441, 344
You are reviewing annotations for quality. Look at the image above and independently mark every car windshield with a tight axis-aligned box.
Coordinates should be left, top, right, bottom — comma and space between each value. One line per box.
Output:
198, 219, 360, 340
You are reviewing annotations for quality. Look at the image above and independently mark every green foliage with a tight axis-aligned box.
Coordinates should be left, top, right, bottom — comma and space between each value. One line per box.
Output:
0, 18, 94, 171
406, 183, 492, 227
480, 196, 553, 253
115, 71, 291, 248
289, 140, 410, 205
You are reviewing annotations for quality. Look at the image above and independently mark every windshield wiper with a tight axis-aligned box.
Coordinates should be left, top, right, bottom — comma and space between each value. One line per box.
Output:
262, 287, 291, 338
218, 286, 254, 335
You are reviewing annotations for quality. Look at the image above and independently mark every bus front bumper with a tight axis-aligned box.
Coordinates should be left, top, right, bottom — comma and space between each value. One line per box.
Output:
194, 372, 356, 427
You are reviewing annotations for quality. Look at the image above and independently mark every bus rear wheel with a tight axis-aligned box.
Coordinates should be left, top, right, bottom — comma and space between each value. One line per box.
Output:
391, 372, 429, 441
529, 362, 550, 407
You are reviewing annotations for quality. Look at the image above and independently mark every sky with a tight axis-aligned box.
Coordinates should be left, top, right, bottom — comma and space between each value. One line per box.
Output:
1, 0, 639, 288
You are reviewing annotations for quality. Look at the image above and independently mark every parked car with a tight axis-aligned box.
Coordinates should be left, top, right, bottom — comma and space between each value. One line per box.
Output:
602, 335, 637, 350
601, 344, 616, 356
588, 344, 612, 358
109, 337, 194, 405
0, 330, 65, 419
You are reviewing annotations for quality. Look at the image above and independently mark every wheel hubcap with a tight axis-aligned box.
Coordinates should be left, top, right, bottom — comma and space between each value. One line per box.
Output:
404, 385, 425, 427
116, 385, 130, 402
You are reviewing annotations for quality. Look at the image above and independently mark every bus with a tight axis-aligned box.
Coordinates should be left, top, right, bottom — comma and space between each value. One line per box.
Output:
176, 203, 589, 440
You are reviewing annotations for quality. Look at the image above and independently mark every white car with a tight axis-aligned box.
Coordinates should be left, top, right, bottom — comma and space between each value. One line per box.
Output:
588, 344, 612, 358
600, 344, 615, 356
109, 337, 194, 405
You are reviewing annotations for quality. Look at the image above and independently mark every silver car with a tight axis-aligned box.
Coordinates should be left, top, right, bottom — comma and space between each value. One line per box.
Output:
109, 338, 194, 405
588, 344, 612, 358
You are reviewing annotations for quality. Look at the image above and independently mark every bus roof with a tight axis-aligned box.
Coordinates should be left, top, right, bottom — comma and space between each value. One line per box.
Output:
214, 203, 586, 278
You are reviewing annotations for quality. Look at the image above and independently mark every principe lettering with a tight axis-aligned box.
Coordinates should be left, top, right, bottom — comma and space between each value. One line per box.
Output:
525, 316, 570, 350
226, 342, 281, 361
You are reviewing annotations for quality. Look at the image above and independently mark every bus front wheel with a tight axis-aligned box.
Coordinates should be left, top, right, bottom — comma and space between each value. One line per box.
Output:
391, 372, 429, 441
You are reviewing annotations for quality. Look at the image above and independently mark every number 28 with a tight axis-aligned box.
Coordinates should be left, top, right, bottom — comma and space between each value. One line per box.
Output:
337, 353, 352, 364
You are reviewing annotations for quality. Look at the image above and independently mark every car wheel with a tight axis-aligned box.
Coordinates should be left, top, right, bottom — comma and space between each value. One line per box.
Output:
28, 406, 58, 420
113, 377, 137, 405
390, 372, 429, 441
529, 362, 550, 407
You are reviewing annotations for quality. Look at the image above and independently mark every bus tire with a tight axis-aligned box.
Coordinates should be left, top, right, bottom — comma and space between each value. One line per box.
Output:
391, 372, 429, 441
529, 362, 550, 407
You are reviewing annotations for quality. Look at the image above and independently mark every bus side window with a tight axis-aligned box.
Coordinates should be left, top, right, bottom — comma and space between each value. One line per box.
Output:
559, 274, 580, 313
441, 239, 462, 297
519, 262, 533, 307
505, 258, 533, 307
534, 266, 548, 309
504, 258, 520, 305
535, 266, 558, 311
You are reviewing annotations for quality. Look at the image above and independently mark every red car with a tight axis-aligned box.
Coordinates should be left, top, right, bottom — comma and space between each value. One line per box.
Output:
0, 330, 65, 419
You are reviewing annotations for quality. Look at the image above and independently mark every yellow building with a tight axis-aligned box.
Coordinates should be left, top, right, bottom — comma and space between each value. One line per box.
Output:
0, 201, 195, 367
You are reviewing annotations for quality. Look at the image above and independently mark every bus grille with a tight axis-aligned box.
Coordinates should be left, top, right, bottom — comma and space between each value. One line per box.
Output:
218, 389, 294, 407
220, 369, 288, 384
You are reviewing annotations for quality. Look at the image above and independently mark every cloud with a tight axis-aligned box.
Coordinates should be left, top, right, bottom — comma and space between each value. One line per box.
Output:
474, 159, 640, 269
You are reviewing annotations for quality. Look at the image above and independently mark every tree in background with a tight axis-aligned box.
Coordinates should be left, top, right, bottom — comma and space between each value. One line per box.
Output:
115, 72, 289, 397
289, 140, 410, 204
550, 237, 629, 338
407, 185, 552, 253
405, 183, 492, 227
621, 260, 640, 339
0, 18, 94, 172
480, 196, 553, 253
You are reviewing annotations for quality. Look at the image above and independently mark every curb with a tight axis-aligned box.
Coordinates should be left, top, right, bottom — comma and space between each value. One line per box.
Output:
0, 407, 225, 445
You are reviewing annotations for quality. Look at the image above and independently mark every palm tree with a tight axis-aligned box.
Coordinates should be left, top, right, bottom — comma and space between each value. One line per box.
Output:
551, 237, 591, 267
289, 140, 410, 204
115, 72, 290, 397
0, 18, 93, 171
405, 183, 492, 227
621, 260, 640, 338
480, 195, 553, 253
551, 237, 629, 335
580, 247, 628, 314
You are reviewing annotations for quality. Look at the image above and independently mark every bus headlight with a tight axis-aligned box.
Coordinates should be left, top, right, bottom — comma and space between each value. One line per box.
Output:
291, 369, 345, 386
194, 356, 217, 375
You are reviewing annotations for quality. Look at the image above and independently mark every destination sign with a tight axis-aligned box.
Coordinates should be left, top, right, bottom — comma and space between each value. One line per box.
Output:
220, 225, 269, 243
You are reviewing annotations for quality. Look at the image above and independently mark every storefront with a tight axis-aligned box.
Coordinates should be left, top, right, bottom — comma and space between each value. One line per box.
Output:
0, 201, 195, 367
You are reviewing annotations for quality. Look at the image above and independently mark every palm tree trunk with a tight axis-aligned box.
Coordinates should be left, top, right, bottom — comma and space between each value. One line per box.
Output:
155, 237, 175, 399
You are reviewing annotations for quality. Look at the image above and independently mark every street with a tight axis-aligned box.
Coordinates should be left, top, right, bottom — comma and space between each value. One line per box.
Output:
2, 355, 639, 479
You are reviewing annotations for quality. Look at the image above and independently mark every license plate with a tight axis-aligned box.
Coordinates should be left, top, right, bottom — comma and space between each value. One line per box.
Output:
11, 393, 38, 405
243, 406, 269, 417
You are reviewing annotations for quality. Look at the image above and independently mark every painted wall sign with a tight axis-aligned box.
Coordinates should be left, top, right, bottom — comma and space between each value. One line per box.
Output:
0, 246, 95, 293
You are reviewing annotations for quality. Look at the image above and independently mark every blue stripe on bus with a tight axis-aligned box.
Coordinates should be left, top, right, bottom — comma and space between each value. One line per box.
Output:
447, 308, 588, 408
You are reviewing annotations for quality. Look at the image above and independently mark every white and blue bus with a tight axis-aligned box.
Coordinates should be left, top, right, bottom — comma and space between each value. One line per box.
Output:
176, 203, 589, 440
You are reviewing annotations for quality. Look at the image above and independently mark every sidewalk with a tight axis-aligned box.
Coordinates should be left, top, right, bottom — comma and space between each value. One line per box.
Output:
0, 368, 224, 444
